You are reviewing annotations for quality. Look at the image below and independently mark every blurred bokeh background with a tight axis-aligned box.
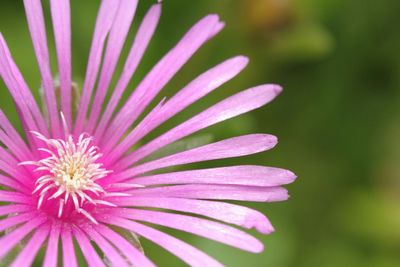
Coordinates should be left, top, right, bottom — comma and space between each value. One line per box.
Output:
1, 0, 400, 266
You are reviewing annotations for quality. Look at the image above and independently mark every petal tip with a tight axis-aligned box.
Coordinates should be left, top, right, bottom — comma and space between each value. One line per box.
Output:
256, 222, 275, 235
274, 188, 290, 202
252, 242, 265, 254
205, 14, 220, 22
284, 170, 297, 183
271, 84, 283, 95
264, 134, 278, 149
212, 21, 225, 37
235, 55, 249, 66
154, 2, 162, 10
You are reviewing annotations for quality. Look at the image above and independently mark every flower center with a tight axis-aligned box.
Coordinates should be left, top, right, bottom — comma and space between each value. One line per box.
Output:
42, 134, 108, 192
20, 132, 114, 223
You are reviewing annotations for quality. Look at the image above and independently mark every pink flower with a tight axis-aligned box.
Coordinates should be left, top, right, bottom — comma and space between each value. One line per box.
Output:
0, 1, 296, 266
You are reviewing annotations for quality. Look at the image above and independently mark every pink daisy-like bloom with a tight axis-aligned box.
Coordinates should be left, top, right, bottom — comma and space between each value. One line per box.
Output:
0, 1, 296, 266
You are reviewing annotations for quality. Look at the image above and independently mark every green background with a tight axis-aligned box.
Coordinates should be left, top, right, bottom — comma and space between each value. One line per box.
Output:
1, 0, 400, 266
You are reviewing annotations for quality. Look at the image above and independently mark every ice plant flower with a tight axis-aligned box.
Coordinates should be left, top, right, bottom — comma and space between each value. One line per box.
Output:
0, 0, 296, 266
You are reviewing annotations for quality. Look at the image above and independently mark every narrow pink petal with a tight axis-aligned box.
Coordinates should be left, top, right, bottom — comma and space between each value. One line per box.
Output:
0, 161, 30, 186
100, 14, 224, 144
111, 208, 264, 253
74, 0, 120, 135
95, 3, 161, 139
0, 159, 22, 182
81, 225, 130, 267
116, 84, 281, 168
72, 226, 106, 267
50, 0, 72, 129
0, 145, 21, 166
98, 216, 224, 267
14, 107, 38, 148
0, 109, 33, 160
0, 216, 46, 259
23, 0, 61, 137
86, 0, 139, 132
95, 224, 156, 267
113, 197, 274, 234
0, 174, 31, 193
0, 34, 48, 136
0, 147, 32, 185
116, 134, 277, 179
0, 211, 35, 232
131, 165, 296, 187
105, 56, 250, 159
0, 129, 30, 162
10, 223, 49, 267
43, 221, 61, 267
61, 224, 78, 267
126, 185, 289, 202
0, 190, 32, 204
0, 204, 32, 217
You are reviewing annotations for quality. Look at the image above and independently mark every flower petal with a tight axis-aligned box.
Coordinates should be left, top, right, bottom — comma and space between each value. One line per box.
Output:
42, 220, 61, 267
131, 165, 296, 187
0, 109, 33, 161
111, 197, 274, 234
82, 225, 131, 267
50, 0, 72, 128
130, 184, 289, 202
87, 0, 139, 133
0, 204, 32, 217
0, 129, 27, 162
0, 216, 46, 259
10, 223, 49, 267
117, 84, 281, 168
23, 0, 61, 137
0, 148, 32, 185
72, 226, 106, 267
0, 190, 32, 204
101, 14, 224, 144
104, 55, 249, 159
0, 211, 35, 232
116, 134, 277, 179
0, 174, 31, 194
74, 0, 120, 135
111, 208, 264, 253
94, 224, 156, 267
61, 224, 78, 267
0, 34, 48, 137
95, 3, 161, 139
98, 216, 224, 267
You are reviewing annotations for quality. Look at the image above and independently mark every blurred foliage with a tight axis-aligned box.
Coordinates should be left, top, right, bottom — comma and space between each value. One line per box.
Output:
1, 0, 400, 266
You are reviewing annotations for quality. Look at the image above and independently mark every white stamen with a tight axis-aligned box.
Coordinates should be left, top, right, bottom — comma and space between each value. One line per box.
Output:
93, 199, 117, 207
60, 112, 70, 137
38, 194, 46, 209
21, 132, 114, 222
58, 199, 65, 218
78, 208, 98, 224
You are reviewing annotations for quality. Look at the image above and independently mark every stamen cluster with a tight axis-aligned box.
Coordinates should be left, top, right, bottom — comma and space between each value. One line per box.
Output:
21, 132, 113, 222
